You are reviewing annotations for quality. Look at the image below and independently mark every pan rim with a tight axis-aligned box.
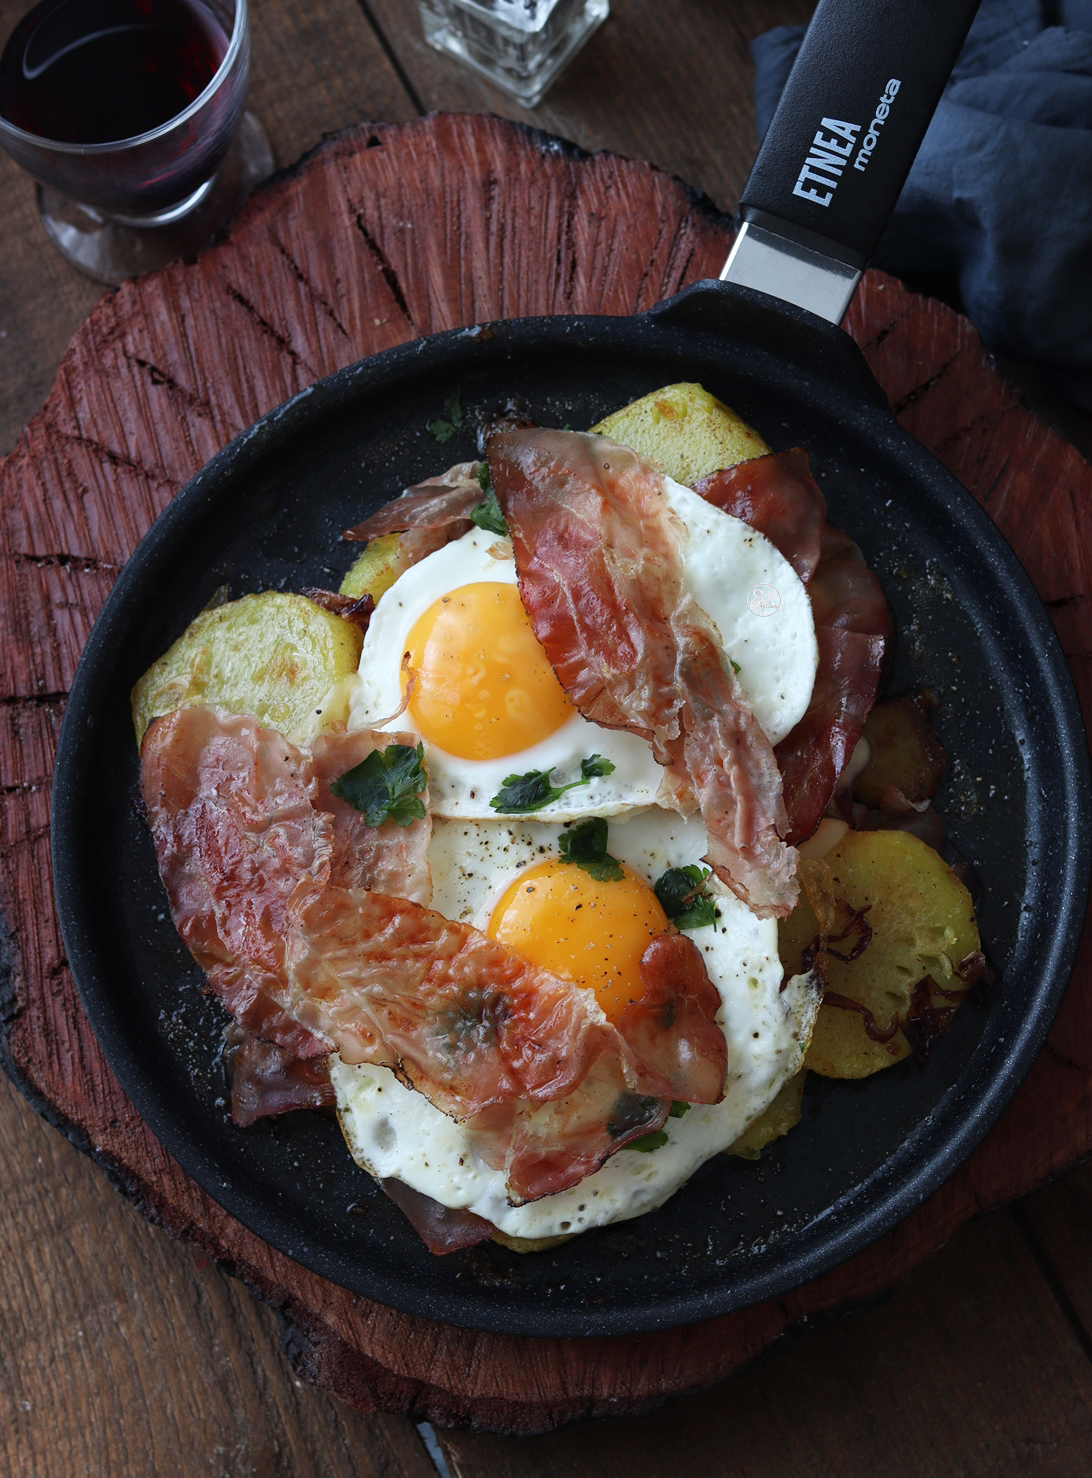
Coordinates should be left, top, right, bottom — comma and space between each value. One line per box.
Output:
51, 298, 1092, 1337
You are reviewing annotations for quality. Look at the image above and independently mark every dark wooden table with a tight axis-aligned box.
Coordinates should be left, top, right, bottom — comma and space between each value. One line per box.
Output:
4, 3, 1092, 1474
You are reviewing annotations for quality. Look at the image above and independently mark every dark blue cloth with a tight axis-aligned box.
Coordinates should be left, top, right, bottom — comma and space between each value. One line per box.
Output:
751, 2, 1092, 406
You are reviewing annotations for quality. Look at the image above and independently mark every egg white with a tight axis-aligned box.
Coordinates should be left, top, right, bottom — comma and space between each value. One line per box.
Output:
331, 807, 819, 1240
348, 479, 818, 821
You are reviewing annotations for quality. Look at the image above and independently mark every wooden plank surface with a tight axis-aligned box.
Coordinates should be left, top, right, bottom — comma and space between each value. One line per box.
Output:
3, 1, 1092, 1474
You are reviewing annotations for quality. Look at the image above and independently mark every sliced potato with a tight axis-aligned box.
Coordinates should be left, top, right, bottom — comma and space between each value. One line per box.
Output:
132, 591, 363, 746
592, 382, 769, 485
491, 1230, 578, 1254
779, 830, 979, 1079
855, 694, 948, 809
339, 531, 406, 604
726, 1071, 807, 1159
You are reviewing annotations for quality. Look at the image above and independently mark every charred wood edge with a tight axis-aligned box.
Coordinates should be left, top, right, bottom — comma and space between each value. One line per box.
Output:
211, 113, 734, 268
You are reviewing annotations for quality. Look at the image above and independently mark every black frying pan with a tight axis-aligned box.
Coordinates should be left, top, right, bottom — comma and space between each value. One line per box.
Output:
51, 0, 1091, 1339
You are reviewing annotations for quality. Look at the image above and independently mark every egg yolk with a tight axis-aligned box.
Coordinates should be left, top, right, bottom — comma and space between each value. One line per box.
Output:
487, 857, 670, 1024
402, 582, 575, 761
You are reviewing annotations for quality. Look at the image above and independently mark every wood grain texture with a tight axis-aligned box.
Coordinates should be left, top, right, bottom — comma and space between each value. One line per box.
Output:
365, 0, 816, 214
3, 114, 1092, 1436
437, 1210, 1092, 1478
0, 0, 414, 457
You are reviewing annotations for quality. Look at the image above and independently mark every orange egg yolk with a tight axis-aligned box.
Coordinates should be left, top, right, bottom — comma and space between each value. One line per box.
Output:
487, 857, 670, 1024
402, 582, 575, 761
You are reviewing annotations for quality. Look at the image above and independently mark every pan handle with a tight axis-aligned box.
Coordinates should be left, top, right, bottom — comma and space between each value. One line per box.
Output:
722, 0, 981, 323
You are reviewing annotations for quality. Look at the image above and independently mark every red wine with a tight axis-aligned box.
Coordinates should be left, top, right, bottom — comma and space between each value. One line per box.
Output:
0, 0, 230, 146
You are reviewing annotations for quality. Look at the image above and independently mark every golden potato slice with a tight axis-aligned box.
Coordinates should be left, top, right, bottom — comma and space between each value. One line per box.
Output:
491, 1230, 578, 1254
592, 382, 770, 485
778, 830, 980, 1079
131, 591, 363, 746
726, 1071, 807, 1159
855, 694, 948, 808
339, 531, 405, 603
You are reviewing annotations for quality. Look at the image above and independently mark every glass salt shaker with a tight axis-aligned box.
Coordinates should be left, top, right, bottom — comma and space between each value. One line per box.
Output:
418, 0, 609, 108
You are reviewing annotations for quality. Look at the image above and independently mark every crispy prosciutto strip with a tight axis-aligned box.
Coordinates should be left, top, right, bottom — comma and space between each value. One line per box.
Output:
223, 1022, 336, 1126
617, 933, 728, 1103
344, 462, 482, 549
489, 428, 797, 918
775, 525, 888, 844
695, 449, 827, 583
141, 707, 712, 1204
694, 450, 888, 845
379, 1178, 496, 1254
309, 729, 432, 902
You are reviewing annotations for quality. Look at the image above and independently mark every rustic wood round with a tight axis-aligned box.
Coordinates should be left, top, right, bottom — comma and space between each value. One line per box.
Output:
2, 114, 1091, 1435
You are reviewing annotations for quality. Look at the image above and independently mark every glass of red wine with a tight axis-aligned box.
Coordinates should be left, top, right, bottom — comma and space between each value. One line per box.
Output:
0, 0, 272, 285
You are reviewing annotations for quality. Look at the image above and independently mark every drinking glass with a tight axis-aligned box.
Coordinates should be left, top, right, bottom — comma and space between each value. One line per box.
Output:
419, 0, 609, 108
0, 0, 272, 285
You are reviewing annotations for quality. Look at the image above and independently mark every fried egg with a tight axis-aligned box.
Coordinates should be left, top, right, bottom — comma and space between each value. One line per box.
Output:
332, 807, 819, 1239
348, 478, 818, 820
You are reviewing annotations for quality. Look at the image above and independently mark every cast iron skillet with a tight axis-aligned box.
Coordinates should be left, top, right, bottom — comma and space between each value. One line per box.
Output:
52, 0, 1091, 1338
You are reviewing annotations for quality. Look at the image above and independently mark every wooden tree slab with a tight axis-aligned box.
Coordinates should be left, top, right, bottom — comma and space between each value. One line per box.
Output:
2, 114, 1091, 1435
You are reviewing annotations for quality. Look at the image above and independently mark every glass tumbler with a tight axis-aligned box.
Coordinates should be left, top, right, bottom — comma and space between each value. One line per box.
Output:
419, 0, 609, 108
0, 0, 272, 285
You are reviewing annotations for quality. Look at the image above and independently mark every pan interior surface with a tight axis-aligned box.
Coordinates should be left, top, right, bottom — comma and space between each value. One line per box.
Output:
52, 305, 1089, 1337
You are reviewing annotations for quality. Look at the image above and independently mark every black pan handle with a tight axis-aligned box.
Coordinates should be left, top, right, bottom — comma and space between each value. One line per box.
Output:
725, 0, 981, 322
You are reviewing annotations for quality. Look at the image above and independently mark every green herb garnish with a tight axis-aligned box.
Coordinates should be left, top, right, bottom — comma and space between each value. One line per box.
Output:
329, 742, 428, 827
730, 658, 741, 675
470, 461, 507, 536
428, 390, 463, 443
654, 865, 717, 930
558, 816, 624, 882
668, 1100, 691, 1119
626, 1129, 669, 1153
489, 754, 615, 814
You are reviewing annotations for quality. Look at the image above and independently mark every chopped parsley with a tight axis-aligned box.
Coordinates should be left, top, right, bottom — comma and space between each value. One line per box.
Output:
470, 461, 507, 536
329, 742, 428, 827
489, 754, 615, 814
428, 390, 464, 443
654, 864, 717, 930
668, 1100, 691, 1118
626, 1129, 669, 1153
558, 816, 624, 882
730, 658, 741, 675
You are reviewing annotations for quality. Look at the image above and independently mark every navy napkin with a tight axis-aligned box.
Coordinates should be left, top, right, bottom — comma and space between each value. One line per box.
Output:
751, 1, 1092, 407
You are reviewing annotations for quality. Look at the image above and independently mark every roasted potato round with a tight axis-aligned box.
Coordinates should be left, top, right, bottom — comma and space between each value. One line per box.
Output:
780, 830, 980, 1078
132, 591, 363, 746
592, 382, 769, 485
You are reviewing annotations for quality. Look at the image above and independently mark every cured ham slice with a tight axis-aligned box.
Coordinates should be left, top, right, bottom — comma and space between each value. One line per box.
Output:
617, 933, 728, 1105
489, 428, 797, 918
379, 1178, 496, 1254
694, 449, 888, 845
694, 449, 827, 583
309, 729, 432, 903
142, 707, 721, 1204
467, 1051, 671, 1203
223, 1022, 335, 1126
140, 706, 331, 1060
775, 526, 888, 843
344, 462, 482, 553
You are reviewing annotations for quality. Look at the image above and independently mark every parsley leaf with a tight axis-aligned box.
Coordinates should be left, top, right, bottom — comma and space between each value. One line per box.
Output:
558, 817, 624, 882
654, 864, 717, 930
626, 1129, 669, 1153
427, 390, 463, 443
730, 658, 741, 675
470, 461, 507, 536
329, 742, 428, 827
668, 1100, 691, 1119
489, 754, 615, 814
